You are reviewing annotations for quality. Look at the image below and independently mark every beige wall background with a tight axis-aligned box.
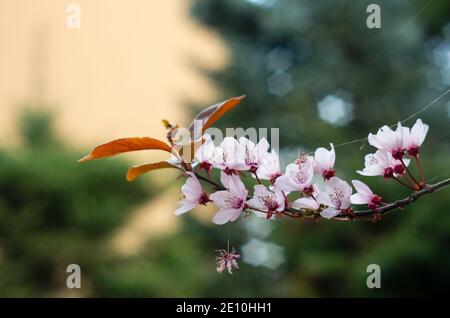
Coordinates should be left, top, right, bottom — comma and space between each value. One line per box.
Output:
0, 0, 227, 148
0, 0, 228, 254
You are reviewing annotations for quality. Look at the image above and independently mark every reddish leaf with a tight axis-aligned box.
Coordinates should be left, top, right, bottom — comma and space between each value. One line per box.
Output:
127, 161, 181, 181
79, 137, 172, 162
188, 95, 245, 138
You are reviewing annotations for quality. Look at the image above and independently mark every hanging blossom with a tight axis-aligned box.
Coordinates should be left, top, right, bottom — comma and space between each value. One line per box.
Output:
216, 248, 240, 274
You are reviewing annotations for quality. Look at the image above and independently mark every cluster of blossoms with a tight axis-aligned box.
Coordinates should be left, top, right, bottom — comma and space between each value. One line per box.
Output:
79, 96, 433, 275
176, 119, 429, 226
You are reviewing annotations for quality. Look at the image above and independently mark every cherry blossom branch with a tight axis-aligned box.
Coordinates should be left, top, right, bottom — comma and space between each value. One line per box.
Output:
337, 177, 450, 220
79, 96, 450, 274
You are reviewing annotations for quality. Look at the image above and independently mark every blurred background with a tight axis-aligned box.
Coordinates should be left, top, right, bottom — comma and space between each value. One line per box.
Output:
0, 0, 450, 297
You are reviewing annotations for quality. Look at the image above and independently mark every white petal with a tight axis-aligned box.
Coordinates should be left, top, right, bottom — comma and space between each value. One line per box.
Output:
273, 188, 286, 211
220, 172, 246, 196
357, 167, 383, 177
181, 174, 202, 200
314, 144, 335, 172
320, 207, 340, 219
350, 193, 369, 205
221, 137, 243, 167
220, 171, 245, 193
256, 151, 280, 180
368, 133, 380, 149
212, 208, 242, 225
195, 135, 215, 162
316, 191, 333, 207
292, 197, 318, 210
395, 122, 404, 149
255, 138, 270, 162
246, 197, 266, 211
274, 174, 296, 192
210, 190, 235, 209
231, 175, 248, 199
402, 127, 412, 149
351, 180, 373, 197
175, 200, 197, 215
410, 119, 429, 146
253, 184, 268, 197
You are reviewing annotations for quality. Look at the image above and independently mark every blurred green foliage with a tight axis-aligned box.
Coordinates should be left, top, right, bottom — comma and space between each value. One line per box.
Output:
0, 110, 151, 296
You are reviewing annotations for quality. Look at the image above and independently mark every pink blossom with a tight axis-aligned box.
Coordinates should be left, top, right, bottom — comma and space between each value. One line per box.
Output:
402, 119, 429, 157
213, 137, 248, 174
210, 172, 248, 224
350, 180, 382, 209
216, 248, 240, 274
194, 134, 215, 173
175, 173, 209, 215
238, 137, 270, 173
368, 123, 404, 159
317, 177, 352, 219
292, 197, 319, 210
246, 185, 285, 218
274, 156, 314, 193
256, 149, 281, 183
314, 143, 336, 180
357, 150, 409, 178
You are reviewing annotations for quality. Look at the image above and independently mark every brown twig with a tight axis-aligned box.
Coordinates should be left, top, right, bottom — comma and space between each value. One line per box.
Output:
336, 177, 450, 220
195, 173, 225, 190
194, 169, 450, 222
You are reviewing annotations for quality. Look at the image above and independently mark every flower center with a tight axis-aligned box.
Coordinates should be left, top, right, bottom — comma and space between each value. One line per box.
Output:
393, 164, 405, 175
384, 167, 394, 178
231, 197, 244, 209
199, 192, 210, 205
329, 188, 345, 209
270, 173, 281, 184
290, 166, 309, 184
260, 194, 279, 211
408, 146, 419, 157
224, 167, 236, 175
392, 149, 404, 160
200, 162, 212, 171
368, 194, 382, 210
322, 169, 335, 180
